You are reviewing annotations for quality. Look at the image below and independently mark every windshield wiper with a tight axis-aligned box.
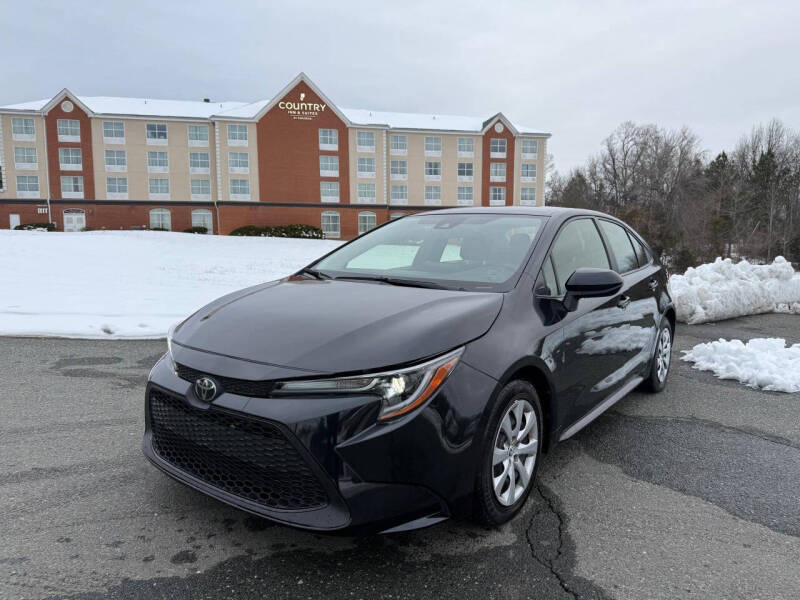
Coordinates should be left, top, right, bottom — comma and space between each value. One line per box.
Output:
333, 275, 448, 289
298, 267, 332, 280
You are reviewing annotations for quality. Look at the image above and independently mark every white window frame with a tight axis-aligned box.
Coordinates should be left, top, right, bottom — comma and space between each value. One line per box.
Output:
320, 155, 339, 177
457, 185, 473, 206
321, 211, 340, 238
14, 147, 37, 170
457, 137, 474, 158
104, 149, 127, 173
146, 123, 168, 145
61, 175, 84, 199
191, 208, 213, 233
424, 185, 441, 206
229, 178, 251, 200
148, 177, 170, 200
59, 148, 82, 171
490, 138, 507, 158
149, 208, 171, 231
424, 136, 442, 157
357, 157, 376, 179
521, 138, 538, 159
490, 162, 506, 182
189, 152, 210, 174
390, 160, 407, 181
191, 178, 211, 201
106, 176, 129, 200
520, 187, 537, 206
318, 128, 338, 151
390, 184, 408, 205
12, 117, 35, 141
457, 162, 473, 182
228, 151, 249, 174
424, 161, 441, 182
320, 181, 340, 203
357, 130, 375, 153
103, 121, 125, 145
16, 175, 40, 198
521, 163, 537, 183
227, 124, 248, 146
490, 186, 506, 206
357, 183, 376, 204
188, 124, 209, 147
147, 151, 169, 173
358, 211, 377, 235
390, 134, 408, 156
57, 119, 80, 142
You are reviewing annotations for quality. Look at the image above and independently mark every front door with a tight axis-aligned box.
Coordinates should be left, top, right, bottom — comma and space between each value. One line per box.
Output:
63, 210, 86, 232
9, 214, 20, 229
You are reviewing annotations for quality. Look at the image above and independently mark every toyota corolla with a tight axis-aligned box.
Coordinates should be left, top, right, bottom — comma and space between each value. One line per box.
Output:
143, 207, 674, 533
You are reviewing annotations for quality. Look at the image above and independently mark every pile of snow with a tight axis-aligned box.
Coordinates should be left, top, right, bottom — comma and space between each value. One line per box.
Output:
669, 256, 800, 324
0, 230, 340, 339
682, 338, 800, 393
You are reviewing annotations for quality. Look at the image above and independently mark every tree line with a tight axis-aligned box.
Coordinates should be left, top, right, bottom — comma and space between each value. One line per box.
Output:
546, 119, 800, 271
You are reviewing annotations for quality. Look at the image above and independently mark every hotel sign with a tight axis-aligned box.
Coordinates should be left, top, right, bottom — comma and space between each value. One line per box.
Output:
278, 92, 327, 121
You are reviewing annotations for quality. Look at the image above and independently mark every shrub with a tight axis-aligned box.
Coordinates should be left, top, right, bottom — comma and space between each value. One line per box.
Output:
229, 224, 324, 239
183, 226, 208, 234
149, 227, 169, 232
14, 222, 56, 232
672, 247, 699, 273
229, 225, 265, 237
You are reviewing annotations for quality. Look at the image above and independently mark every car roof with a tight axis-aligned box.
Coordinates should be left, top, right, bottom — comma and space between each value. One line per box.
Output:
419, 206, 613, 220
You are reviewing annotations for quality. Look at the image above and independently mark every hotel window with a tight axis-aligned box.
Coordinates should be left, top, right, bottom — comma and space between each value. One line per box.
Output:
424, 161, 441, 181
189, 152, 210, 174
12, 117, 35, 141
490, 162, 506, 182
106, 177, 128, 199
146, 123, 168, 144
390, 212, 405, 220
521, 139, 538, 158
424, 185, 441, 206
390, 134, 408, 155
457, 186, 473, 206
390, 184, 408, 205
457, 137, 474, 157
321, 211, 340, 238
149, 208, 171, 231
490, 138, 507, 158
521, 163, 537, 182
104, 150, 127, 172
521, 187, 537, 206
149, 177, 170, 198
61, 175, 84, 198
16, 175, 40, 198
59, 148, 82, 170
191, 209, 213, 233
14, 147, 37, 169
57, 119, 80, 141
191, 179, 211, 200
230, 178, 250, 199
320, 181, 340, 202
358, 211, 377, 235
357, 183, 376, 203
357, 157, 376, 178
489, 186, 506, 206
319, 128, 338, 150
228, 152, 249, 174
424, 136, 441, 156
320, 155, 339, 177
390, 160, 407, 180
188, 124, 209, 146
103, 121, 125, 143
227, 124, 248, 146
147, 151, 169, 173
357, 131, 375, 152
457, 162, 473, 182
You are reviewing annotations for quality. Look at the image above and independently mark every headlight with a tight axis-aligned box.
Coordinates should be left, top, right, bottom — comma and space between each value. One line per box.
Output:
166, 322, 179, 371
272, 347, 463, 420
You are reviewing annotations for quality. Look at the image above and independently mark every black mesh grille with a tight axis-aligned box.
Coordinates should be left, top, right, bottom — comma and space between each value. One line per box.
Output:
176, 363, 274, 398
149, 388, 328, 511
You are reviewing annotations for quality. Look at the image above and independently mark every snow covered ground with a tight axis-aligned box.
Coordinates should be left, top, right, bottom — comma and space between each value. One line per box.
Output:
669, 256, 800, 324
682, 338, 800, 393
0, 230, 340, 339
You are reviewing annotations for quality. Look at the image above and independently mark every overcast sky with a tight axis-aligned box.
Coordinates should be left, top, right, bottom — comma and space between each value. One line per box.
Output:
2, 0, 799, 173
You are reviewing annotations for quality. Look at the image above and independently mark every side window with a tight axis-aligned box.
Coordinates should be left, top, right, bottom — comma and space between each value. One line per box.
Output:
630, 233, 649, 267
550, 219, 610, 294
598, 220, 638, 273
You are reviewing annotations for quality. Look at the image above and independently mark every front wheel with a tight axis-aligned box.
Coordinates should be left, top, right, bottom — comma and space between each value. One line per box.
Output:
474, 380, 542, 525
641, 322, 672, 392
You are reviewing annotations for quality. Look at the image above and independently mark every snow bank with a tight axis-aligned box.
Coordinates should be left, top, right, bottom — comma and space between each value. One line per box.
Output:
669, 256, 800, 324
0, 230, 340, 339
682, 338, 800, 393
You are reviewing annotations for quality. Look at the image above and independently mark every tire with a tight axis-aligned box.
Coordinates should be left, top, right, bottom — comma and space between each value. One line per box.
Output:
474, 380, 543, 526
641, 321, 673, 393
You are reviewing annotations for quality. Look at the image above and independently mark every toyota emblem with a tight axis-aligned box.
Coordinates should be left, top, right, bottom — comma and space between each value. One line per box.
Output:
194, 376, 218, 402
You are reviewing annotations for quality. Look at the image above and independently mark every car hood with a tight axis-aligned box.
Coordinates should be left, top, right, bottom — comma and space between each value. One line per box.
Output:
172, 277, 503, 375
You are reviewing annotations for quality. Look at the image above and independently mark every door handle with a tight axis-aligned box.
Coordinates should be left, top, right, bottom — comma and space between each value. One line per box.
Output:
648, 279, 659, 290
617, 295, 631, 309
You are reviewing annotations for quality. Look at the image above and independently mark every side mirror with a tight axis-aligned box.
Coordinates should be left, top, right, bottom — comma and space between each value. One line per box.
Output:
563, 268, 623, 312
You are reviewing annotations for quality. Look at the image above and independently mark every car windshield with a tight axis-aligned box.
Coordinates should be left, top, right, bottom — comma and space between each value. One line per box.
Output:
312, 213, 545, 291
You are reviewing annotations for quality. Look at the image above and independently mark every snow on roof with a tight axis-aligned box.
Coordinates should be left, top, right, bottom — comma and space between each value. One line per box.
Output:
0, 96, 249, 119
341, 108, 544, 134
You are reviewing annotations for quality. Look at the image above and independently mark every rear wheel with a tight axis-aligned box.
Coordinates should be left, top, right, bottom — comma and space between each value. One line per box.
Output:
474, 380, 542, 525
642, 322, 672, 392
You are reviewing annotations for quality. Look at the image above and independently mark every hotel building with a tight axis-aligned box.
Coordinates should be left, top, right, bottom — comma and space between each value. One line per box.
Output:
0, 73, 550, 239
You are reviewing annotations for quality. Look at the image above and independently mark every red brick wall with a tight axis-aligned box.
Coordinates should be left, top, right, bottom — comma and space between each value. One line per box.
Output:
45, 97, 95, 200
481, 120, 515, 207
256, 81, 350, 204
0, 203, 50, 228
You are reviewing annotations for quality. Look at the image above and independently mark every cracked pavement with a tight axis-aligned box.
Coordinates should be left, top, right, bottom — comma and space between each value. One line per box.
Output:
1, 313, 799, 599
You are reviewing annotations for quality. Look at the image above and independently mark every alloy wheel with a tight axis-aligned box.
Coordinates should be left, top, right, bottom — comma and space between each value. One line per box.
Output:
491, 398, 538, 506
656, 327, 672, 382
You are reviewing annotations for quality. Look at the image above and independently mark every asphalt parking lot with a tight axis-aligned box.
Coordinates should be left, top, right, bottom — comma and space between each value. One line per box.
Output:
2, 313, 799, 600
